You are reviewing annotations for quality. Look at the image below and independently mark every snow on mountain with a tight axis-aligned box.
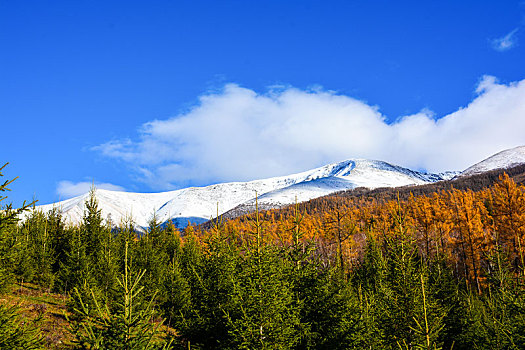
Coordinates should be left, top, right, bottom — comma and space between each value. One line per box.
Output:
241, 159, 451, 208
29, 158, 451, 229
460, 145, 525, 177
435, 171, 460, 181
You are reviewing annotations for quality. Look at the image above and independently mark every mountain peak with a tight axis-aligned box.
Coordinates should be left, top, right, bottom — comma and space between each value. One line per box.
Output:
28, 157, 451, 230
460, 145, 525, 177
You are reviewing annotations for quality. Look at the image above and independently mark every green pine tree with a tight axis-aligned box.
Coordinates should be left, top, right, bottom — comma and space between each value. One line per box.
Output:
0, 304, 44, 350
68, 241, 173, 349
0, 163, 43, 349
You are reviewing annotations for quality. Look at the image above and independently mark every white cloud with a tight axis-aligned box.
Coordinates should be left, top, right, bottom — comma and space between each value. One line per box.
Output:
491, 28, 519, 51
95, 77, 525, 189
57, 181, 126, 199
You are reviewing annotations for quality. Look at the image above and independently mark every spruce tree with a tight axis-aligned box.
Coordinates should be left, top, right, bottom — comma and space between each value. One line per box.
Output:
173, 224, 233, 348
82, 186, 108, 284
135, 213, 170, 302
360, 199, 446, 349
221, 198, 302, 349
0, 211, 19, 292
158, 256, 190, 329
223, 245, 301, 349
0, 163, 43, 348
0, 163, 36, 291
0, 304, 44, 349
21, 208, 56, 289
463, 247, 525, 349
69, 241, 173, 349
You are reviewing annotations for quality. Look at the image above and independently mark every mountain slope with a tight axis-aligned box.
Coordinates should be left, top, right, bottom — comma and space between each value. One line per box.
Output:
29, 159, 452, 229
460, 146, 525, 177
244, 159, 452, 208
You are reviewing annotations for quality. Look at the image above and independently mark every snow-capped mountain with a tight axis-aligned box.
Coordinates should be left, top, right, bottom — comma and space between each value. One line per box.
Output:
460, 145, 525, 177
28, 158, 451, 230
244, 159, 451, 208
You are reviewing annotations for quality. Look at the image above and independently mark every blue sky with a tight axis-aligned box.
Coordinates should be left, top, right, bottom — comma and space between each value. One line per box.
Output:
2, 0, 525, 207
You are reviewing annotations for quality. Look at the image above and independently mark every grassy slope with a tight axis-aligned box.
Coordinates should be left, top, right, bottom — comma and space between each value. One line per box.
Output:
0, 283, 178, 349
0, 283, 72, 349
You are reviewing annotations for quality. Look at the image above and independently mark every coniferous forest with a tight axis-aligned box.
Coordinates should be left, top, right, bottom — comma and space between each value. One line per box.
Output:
3, 163, 525, 349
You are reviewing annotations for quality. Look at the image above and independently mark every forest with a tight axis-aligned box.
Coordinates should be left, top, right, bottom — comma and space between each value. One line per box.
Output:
2, 163, 525, 349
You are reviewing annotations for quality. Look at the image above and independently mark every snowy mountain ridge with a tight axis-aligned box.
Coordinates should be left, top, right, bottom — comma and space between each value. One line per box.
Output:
460, 145, 525, 177
29, 158, 455, 230
24, 146, 525, 230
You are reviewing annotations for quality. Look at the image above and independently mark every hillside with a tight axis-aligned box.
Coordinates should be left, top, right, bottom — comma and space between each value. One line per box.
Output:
211, 147, 525, 223
24, 145, 525, 230
210, 163, 525, 226
461, 145, 525, 177
28, 159, 450, 230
